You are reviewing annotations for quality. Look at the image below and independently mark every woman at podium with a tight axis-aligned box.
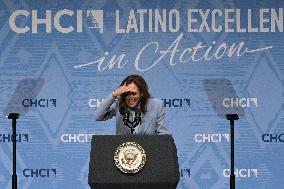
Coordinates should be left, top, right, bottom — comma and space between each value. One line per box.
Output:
95, 75, 167, 135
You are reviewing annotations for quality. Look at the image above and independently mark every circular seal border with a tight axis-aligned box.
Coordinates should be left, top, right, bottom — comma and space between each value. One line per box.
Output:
114, 141, 146, 174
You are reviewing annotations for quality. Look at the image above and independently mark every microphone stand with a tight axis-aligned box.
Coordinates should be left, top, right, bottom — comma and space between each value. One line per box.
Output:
226, 114, 239, 189
8, 113, 20, 189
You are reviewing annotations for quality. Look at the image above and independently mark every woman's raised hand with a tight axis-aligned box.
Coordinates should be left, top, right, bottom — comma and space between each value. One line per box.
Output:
112, 83, 136, 97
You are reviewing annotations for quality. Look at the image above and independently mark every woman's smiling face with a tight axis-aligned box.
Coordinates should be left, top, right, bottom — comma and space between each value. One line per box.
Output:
125, 82, 142, 108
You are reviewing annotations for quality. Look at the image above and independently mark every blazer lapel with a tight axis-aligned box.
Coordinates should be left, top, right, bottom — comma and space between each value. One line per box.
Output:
140, 111, 155, 134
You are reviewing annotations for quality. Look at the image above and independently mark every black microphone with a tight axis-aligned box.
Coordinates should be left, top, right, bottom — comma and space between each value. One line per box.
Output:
122, 110, 131, 126
132, 110, 141, 128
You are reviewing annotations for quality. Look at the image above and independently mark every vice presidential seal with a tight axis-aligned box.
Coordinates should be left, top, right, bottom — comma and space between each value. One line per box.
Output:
114, 141, 146, 174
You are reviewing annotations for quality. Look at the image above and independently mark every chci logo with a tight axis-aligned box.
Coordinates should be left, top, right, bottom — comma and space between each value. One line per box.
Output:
162, 98, 190, 108
262, 133, 284, 143
0, 133, 28, 142
195, 133, 230, 143
223, 169, 258, 178
223, 98, 257, 107
23, 168, 57, 177
89, 98, 104, 108
61, 134, 95, 143
9, 9, 104, 34
22, 99, 56, 107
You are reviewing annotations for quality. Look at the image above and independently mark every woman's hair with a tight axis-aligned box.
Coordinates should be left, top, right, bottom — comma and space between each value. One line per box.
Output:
119, 75, 151, 114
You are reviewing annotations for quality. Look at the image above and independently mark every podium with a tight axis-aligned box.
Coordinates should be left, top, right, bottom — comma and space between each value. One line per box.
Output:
88, 135, 180, 189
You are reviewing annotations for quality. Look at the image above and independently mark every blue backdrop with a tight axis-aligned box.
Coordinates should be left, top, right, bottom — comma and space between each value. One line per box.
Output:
0, 0, 284, 188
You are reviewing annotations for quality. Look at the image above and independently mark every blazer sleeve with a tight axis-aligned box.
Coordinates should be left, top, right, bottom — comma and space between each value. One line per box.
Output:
155, 100, 168, 135
94, 93, 117, 121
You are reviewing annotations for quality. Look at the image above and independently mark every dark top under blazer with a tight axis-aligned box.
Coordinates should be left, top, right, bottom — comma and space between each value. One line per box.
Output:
94, 93, 168, 135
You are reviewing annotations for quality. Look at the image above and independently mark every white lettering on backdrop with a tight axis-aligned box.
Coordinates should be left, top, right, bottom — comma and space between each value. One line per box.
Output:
73, 33, 272, 71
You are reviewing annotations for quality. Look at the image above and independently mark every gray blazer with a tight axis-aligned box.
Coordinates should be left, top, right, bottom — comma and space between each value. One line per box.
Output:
94, 93, 167, 135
